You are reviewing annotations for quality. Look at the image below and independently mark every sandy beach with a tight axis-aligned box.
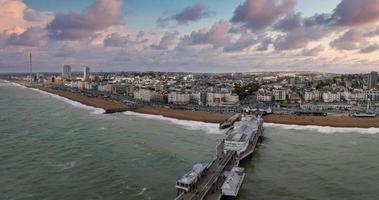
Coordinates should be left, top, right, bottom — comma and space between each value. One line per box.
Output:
263, 114, 379, 128
37, 87, 128, 113
133, 106, 234, 123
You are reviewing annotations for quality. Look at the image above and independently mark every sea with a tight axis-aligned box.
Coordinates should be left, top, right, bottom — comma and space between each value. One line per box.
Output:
1, 79, 379, 200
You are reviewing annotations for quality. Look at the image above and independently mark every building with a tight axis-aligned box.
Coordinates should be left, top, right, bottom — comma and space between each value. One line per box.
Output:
151, 93, 168, 103
289, 92, 301, 104
322, 92, 341, 103
349, 92, 365, 102
84, 66, 90, 81
368, 71, 378, 90
224, 94, 239, 105
301, 103, 352, 111
62, 65, 71, 80
304, 90, 320, 102
168, 92, 190, 104
304, 91, 313, 102
134, 89, 155, 102
98, 84, 113, 93
206, 92, 239, 106
365, 90, 379, 102
256, 93, 272, 102
273, 89, 287, 101
190, 93, 201, 105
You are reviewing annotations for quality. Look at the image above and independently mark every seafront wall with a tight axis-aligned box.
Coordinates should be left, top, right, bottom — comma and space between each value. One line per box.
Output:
263, 114, 379, 128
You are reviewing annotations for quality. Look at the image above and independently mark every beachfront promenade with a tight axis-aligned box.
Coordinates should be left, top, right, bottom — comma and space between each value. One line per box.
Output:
175, 119, 264, 200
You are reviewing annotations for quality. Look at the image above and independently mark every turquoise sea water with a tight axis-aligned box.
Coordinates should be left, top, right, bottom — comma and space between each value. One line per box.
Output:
1, 80, 379, 200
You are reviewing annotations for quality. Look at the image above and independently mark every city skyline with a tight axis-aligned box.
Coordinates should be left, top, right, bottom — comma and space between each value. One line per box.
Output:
1, 0, 379, 73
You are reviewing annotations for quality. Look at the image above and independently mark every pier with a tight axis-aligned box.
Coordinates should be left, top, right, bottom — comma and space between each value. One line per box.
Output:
175, 115, 264, 200
219, 113, 242, 129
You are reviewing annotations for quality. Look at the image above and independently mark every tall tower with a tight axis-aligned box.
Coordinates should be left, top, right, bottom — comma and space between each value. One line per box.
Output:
368, 71, 378, 90
84, 66, 90, 81
62, 65, 71, 80
29, 53, 32, 84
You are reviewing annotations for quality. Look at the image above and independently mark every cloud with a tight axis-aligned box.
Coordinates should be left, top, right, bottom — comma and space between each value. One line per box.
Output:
274, 26, 330, 50
173, 3, 212, 24
231, 0, 295, 30
256, 37, 272, 51
6, 27, 45, 46
333, 0, 379, 26
180, 19, 230, 47
157, 3, 212, 27
330, 29, 367, 50
104, 32, 148, 47
360, 43, 379, 53
223, 33, 258, 52
151, 31, 179, 50
302, 45, 325, 56
304, 13, 333, 27
273, 12, 302, 32
0, 0, 53, 34
156, 16, 170, 28
47, 0, 123, 40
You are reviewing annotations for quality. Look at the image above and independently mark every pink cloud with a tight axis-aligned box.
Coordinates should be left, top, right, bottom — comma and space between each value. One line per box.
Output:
231, 0, 295, 30
180, 19, 230, 47
47, 0, 123, 40
333, 0, 379, 26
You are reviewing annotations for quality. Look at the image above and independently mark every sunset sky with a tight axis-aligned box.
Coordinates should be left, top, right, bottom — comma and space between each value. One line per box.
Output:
1, 0, 379, 73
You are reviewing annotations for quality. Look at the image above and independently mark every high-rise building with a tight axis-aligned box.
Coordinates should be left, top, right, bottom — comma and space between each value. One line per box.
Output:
368, 71, 378, 90
62, 65, 71, 79
84, 66, 90, 81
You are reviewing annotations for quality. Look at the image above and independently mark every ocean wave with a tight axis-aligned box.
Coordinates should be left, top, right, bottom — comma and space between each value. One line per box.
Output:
6, 81, 105, 114
29, 88, 105, 114
56, 161, 77, 170
135, 187, 147, 196
265, 123, 379, 134
123, 111, 223, 134
0, 80, 27, 88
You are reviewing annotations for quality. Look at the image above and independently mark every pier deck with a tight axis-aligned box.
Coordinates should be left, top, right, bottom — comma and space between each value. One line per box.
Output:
176, 117, 264, 200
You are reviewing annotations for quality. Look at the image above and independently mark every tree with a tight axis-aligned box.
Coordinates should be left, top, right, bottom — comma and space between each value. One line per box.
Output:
233, 81, 260, 100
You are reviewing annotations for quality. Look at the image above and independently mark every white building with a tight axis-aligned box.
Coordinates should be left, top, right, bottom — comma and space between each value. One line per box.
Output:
168, 92, 190, 104
98, 84, 113, 93
304, 91, 313, 102
322, 92, 341, 103
273, 89, 287, 101
349, 92, 365, 102
365, 90, 379, 101
134, 89, 155, 102
257, 93, 272, 102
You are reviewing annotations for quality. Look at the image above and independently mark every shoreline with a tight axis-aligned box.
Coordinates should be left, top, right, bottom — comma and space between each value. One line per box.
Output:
5, 79, 379, 128
37, 86, 128, 114
133, 106, 234, 123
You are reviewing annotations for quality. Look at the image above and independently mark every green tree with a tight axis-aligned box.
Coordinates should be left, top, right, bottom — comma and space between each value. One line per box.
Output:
233, 81, 260, 100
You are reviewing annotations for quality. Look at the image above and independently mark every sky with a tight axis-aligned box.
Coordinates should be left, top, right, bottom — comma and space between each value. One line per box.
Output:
1, 0, 379, 73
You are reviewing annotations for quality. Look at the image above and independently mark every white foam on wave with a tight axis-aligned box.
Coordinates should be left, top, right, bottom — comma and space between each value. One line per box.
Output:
6, 81, 105, 114
135, 187, 147, 196
28, 88, 105, 114
265, 123, 379, 135
124, 111, 223, 134
0, 79, 28, 88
